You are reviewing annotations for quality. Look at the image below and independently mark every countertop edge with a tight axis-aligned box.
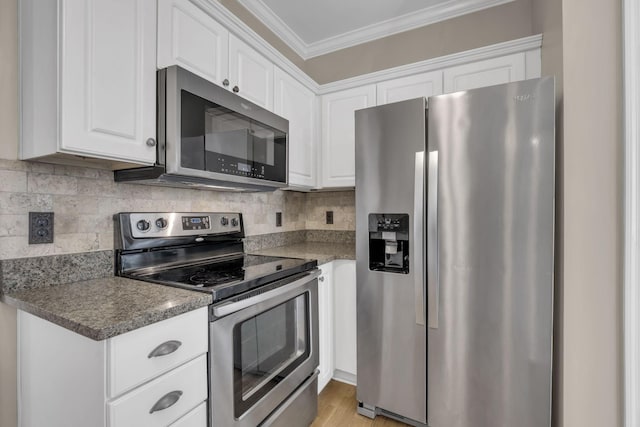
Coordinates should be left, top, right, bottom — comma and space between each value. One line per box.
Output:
1, 286, 212, 341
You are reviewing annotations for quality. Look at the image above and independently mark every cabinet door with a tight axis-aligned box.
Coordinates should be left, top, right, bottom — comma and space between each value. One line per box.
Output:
332, 260, 357, 384
169, 402, 207, 427
321, 85, 376, 188
107, 356, 207, 427
228, 34, 274, 109
317, 263, 334, 393
157, 0, 229, 87
443, 53, 526, 93
376, 71, 443, 105
274, 68, 317, 188
60, 0, 156, 164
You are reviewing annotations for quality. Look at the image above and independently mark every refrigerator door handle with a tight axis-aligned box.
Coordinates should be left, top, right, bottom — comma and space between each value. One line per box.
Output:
414, 151, 426, 326
427, 150, 439, 329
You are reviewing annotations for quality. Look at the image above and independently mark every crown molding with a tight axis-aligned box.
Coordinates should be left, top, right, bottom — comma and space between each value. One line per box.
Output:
317, 34, 542, 95
191, 0, 321, 92
238, 0, 516, 60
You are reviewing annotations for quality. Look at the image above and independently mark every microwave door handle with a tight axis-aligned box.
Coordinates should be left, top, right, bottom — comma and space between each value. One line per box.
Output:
212, 270, 321, 317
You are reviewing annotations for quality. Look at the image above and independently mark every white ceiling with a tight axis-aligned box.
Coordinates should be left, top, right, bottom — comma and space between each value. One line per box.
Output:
237, 0, 516, 59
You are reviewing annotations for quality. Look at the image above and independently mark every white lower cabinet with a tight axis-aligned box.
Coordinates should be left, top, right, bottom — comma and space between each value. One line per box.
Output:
108, 356, 207, 426
317, 260, 357, 389
170, 402, 208, 427
18, 307, 208, 427
317, 263, 334, 393
332, 260, 357, 384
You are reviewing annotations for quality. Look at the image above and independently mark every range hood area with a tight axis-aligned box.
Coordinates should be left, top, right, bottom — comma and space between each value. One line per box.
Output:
114, 66, 289, 192
115, 165, 279, 192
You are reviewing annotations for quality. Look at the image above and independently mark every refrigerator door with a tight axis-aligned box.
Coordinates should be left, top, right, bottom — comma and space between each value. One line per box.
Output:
427, 77, 555, 427
355, 98, 427, 425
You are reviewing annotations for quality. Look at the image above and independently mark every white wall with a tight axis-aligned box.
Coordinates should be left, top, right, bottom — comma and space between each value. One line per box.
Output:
1, 0, 19, 424
562, 0, 622, 425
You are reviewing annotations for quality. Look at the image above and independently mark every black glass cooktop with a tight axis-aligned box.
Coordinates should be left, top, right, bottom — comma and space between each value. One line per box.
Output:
130, 254, 317, 302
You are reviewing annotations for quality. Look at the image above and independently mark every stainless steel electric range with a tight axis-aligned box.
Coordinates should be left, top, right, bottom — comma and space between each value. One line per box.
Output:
114, 212, 320, 427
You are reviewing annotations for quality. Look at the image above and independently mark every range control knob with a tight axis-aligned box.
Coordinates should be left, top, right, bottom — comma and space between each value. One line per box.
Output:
155, 217, 168, 229
231, 218, 239, 227
220, 217, 229, 226
136, 219, 151, 232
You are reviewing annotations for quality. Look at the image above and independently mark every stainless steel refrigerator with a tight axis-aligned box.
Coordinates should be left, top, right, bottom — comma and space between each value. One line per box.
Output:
355, 77, 555, 427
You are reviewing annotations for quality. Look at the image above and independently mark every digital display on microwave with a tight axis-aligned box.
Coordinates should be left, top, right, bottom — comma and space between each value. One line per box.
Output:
237, 162, 251, 173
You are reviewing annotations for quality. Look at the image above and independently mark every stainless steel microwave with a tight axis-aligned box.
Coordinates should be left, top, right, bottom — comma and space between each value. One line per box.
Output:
115, 66, 289, 191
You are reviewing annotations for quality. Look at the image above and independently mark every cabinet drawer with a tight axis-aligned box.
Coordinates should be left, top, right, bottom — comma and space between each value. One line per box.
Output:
170, 401, 207, 427
108, 308, 208, 398
108, 355, 207, 427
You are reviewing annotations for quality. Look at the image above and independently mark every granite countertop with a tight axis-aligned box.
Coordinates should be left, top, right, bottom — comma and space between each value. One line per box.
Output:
250, 241, 355, 265
1, 277, 212, 341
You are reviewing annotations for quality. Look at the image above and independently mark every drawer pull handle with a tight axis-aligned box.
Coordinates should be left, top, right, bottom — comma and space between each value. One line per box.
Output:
149, 390, 183, 414
147, 340, 182, 358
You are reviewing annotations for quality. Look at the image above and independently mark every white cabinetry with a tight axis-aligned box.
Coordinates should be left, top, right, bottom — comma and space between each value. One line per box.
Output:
317, 263, 334, 393
321, 86, 376, 188
332, 260, 357, 384
376, 71, 443, 105
274, 68, 318, 188
443, 52, 527, 93
158, 0, 273, 109
157, 0, 229, 86
229, 34, 274, 109
18, 308, 208, 427
20, 0, 157, 166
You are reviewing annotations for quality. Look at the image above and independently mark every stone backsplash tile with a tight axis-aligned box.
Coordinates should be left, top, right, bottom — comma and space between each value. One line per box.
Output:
0, 169, 27, 193
28, 173, 77, 195
0, 158, 355, 260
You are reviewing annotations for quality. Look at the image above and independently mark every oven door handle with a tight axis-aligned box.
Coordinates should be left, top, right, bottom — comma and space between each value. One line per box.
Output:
212, 269, 321, 317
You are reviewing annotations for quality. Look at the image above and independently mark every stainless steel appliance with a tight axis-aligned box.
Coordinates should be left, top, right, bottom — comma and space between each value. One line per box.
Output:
355, 78, 555, 427
115, 212, 319, 427
115, 66, 289, 191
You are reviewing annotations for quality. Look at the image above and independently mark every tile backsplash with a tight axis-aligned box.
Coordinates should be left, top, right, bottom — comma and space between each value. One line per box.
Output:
0, 159, 355, 260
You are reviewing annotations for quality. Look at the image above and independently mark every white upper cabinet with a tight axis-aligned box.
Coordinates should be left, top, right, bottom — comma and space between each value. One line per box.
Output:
274, 68, 317, 188
376, 70, 443, 105
229, 34, 274, 110
158, 0, 274, 110
157, 0, 229, 86
20, 0, 157, 165
321, 85, 376, 188
443, 53, 526, 93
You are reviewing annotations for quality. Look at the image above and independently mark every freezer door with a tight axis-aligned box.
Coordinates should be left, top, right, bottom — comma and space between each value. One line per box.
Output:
427, 77, 555, 427
355, 98, 427, 425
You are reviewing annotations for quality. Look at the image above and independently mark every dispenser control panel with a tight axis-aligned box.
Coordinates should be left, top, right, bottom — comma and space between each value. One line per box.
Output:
368, 213, 410, 274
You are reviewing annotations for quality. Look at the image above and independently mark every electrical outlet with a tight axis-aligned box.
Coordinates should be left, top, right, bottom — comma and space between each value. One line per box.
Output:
276, 212, 282, 227
326, 211, 334, 225
29, 212, 54, 244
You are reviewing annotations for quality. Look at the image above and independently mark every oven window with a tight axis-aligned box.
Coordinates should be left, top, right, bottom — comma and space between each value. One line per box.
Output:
233, 293, 310, 418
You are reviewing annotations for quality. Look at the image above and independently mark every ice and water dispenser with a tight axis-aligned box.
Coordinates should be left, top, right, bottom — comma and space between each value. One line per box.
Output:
368, 214, 409, 274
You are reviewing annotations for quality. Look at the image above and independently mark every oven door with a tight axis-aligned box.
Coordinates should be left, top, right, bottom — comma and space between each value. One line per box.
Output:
209, 270, 320, 427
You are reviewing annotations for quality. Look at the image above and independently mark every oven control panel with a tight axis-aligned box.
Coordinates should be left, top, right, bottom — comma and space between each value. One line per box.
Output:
127, 212, 242, 238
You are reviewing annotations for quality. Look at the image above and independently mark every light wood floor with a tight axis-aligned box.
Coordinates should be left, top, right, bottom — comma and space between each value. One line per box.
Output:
311, 380, 409, 426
